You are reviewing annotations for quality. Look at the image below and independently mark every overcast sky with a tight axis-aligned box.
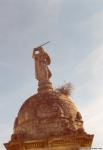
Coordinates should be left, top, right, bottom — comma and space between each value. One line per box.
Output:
0, 0, 103, 149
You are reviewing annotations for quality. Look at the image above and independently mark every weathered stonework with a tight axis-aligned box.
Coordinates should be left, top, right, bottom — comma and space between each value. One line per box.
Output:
4, 92, 94, 150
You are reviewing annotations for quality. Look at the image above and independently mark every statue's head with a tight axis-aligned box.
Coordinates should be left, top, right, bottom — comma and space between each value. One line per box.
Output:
38, 47, 45, 53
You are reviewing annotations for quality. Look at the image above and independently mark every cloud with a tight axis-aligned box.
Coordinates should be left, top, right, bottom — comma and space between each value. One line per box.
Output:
82, 95, 103, 147
74, 45, 103, 147
76, 45, 103, 76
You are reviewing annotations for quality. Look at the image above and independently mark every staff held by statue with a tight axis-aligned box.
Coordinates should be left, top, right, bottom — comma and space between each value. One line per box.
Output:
33, 41, 50, 51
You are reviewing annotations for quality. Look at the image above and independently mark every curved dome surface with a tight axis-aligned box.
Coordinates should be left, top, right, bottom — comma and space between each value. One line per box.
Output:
13, 92, 83, 140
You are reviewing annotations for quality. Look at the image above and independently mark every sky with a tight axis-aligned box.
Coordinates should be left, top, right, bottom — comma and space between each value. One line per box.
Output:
0, 0, 103, 149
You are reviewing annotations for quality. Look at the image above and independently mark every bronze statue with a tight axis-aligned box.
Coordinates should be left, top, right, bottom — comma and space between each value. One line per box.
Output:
32, 47, 52, 81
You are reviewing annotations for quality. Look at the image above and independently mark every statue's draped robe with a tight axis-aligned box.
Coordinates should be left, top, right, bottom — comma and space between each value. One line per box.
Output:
33, 51, 52, 81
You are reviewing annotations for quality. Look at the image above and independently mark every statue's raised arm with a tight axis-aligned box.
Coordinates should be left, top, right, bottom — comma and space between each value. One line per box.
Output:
32, 47, 52, 81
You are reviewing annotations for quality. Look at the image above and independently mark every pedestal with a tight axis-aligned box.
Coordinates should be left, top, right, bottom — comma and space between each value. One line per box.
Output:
38, 81, 53, 93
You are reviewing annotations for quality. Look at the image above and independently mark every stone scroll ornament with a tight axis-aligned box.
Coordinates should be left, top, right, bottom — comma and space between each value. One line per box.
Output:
32, 42, 52, 81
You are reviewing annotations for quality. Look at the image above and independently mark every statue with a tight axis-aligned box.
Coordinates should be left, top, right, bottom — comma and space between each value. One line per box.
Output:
32, 47, 52, 81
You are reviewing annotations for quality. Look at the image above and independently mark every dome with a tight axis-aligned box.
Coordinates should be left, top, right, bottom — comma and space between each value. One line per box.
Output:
13, 92, 83, 141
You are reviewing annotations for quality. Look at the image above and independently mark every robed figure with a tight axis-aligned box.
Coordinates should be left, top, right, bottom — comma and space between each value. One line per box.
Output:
32, 47, 52, 81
